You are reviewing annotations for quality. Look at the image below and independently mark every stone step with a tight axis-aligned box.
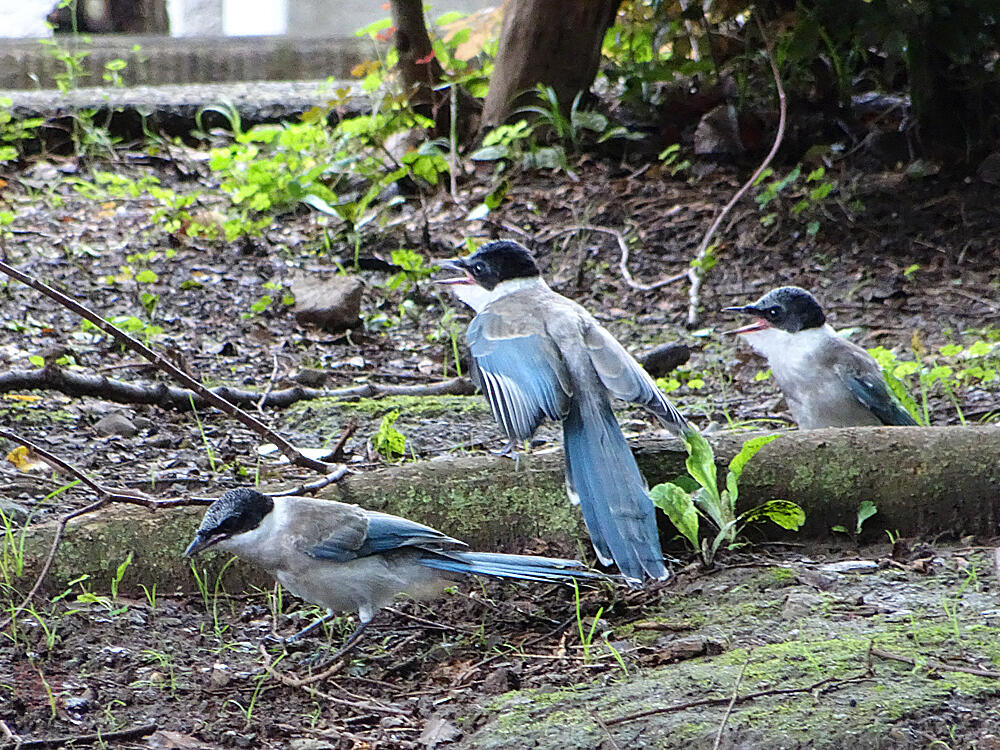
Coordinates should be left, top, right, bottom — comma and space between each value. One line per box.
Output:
0, 34, 373, 89
1, 80, 370, 142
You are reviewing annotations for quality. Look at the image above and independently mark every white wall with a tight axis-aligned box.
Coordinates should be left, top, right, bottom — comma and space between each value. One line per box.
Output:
0, 0, 54, 37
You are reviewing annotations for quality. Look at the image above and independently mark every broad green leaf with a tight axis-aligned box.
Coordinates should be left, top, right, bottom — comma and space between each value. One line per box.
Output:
855, 500, 878, 535
683, 431, 719, 504
726, 434, 780, 505
740, 500, 806, 531
650, 482, 699, 549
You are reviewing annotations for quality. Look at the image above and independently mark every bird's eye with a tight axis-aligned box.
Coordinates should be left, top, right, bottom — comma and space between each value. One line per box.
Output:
472, 262, 486, 274
767, 308, 780, 318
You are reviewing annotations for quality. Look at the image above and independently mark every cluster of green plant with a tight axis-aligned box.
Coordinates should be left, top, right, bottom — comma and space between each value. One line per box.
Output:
372, 410, 407, 462
868, 332, 1000, 425
472, 84, 643, 183
0, 98, 44, 163
754, 164, 838, 238
651, 432, 804, 565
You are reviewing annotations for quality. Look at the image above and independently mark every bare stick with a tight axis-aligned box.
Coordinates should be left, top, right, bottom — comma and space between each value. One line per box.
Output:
0, 367, 475, 411
269, 466, 351, 497
256, 351, 281, 414
713, 651, 752, 750
870, 647, 1000, 679
546, 225, 688, 291
12, 722, 158, 749
258, 645, 404, 715
686, 15, 787, 326
0, 429, 210, 510
605, 670, 871, 727
0, 259, 330, 473
0, 498, 105, 635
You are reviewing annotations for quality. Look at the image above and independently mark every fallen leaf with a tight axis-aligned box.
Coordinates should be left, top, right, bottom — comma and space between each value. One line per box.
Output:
5, 445, 49, 473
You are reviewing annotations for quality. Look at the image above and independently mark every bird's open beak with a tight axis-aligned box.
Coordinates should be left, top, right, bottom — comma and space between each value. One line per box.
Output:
183, 532, 225, 558
434, 258, 474, 286
722, 305, 770, 335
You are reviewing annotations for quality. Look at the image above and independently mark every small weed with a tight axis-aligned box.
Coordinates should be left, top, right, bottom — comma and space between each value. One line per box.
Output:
832, 500, 878, 539
372, 410, 406, 462
188, 395, 217, 473
138, 582, 157, 610
651, 432, 804, 565
572, 580, 603, 665
754, 164, 837, 237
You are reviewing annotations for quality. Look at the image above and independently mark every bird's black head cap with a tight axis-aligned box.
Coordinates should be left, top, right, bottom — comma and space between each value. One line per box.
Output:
184, 488, 273, 557
458, 240, 540, 290
750, 286, 826, 332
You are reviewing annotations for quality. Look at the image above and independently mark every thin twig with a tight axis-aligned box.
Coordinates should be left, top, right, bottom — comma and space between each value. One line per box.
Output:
713, 650, 752, 750
0, 260, 330, 473
870, 647, 1000, 678
0, 498, 105, 635
0, 429, 208, 510
258, 645, 405, 715
329, 418, 359, 462
686, 15, 787, 326
269, 466, 351, 497
593, 713, 623, 750
10, 722, 158, 749
256, 352, 281, 414
605, 670, 871, 727
546, 224, 688, 291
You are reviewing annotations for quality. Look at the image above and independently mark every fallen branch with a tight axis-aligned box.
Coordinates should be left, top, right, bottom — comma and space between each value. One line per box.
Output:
686, 15, 786, 326
0, 259, 329, 473
545, 224, 688, 291
10, 722, 158, 749
0, 366, 475, 411
870, 647, 1000, 679
604, 670, 871, 726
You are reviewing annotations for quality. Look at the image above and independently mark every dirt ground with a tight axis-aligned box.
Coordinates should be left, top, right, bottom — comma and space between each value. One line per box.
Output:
2, 118, 1000, 748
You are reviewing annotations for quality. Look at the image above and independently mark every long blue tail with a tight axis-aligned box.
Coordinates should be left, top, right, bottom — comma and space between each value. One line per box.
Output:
418, 551, 603, 583
563, 392, 667, 586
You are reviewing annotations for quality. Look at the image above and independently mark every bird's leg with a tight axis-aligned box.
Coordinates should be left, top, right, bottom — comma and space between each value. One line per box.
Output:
492, 438, 534, 471
297, 618, 373, 671
327, 619, 371, 661
491, 438, 519, 459
283, 610, 336, 644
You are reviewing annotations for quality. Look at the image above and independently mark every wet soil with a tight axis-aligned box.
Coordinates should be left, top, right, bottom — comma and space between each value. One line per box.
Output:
1, 122, 1000, 748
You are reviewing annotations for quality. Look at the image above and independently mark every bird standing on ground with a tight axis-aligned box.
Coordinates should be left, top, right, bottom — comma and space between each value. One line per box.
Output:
437, 240, 692, 586
724, 286, 917, 428
184, 488, 602, 654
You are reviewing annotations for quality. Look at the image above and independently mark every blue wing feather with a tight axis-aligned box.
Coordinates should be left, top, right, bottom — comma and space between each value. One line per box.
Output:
843, 374, 918, 426
307, 513, 465, 562
468, 313, 571, 440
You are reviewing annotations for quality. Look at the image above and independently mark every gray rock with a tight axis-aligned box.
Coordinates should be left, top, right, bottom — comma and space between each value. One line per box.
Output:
290, 274, 364, 332
0, 499, 30, 524
641, 342, 691, 378
94, 413, 138, 437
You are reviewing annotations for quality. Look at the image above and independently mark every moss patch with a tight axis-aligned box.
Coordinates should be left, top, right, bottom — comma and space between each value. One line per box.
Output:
463, 550, 1000, 749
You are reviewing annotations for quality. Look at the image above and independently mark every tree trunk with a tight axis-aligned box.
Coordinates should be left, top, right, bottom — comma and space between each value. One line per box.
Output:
481, 0, 624, 128
17, 426, 1000, 596
389, 0, 479, 138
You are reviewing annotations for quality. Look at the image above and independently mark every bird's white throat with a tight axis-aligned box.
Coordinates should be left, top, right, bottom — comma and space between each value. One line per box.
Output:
449, 276, 548, 313
741, 324, 837, 363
